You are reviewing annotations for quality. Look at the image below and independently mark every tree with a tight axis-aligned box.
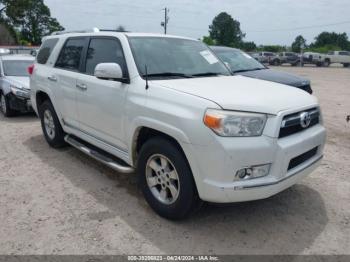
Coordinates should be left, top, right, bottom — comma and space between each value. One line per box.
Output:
257, 45, 286, 53
291, 35, 307, 53
209, 12, 245, 47
313, 32, 350, 50
1, 0, 64, 45
240, 41, 257, 52
202, 36, 215, 46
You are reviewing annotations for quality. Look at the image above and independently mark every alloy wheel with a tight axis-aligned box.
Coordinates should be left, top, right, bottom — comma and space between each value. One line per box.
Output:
43, 109, 56, 140
145, 154, 180, 205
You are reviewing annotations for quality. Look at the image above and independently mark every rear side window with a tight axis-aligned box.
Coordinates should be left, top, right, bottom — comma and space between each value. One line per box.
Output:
55, 38, 85, 71
37, 38, 59, 64
85, 38, 127, 76
339, 51, 350, 56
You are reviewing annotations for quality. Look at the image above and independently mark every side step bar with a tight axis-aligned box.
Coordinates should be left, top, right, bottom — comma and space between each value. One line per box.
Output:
64, 135, 135, 174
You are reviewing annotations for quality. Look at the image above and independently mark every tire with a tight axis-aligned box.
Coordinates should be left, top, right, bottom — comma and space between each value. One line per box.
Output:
323, 60, 330, 67
272, 59, 280, 66
343, 63, 349, 68
137, 137, 201, 220
0, 93, 16, 117
39, 100, 66, 148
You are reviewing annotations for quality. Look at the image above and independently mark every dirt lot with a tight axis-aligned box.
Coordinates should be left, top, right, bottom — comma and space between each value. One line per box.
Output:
0, 66, 349, 255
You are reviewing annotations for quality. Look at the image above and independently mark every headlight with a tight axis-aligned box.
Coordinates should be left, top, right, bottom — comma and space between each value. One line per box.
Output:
10, 85, 30, 98
204, 109, 267, 137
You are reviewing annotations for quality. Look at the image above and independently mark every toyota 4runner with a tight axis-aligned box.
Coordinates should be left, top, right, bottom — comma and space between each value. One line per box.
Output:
30, 29, 326, 220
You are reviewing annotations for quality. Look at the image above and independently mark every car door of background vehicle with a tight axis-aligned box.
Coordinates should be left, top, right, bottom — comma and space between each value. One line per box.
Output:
75, 36, 130, 151
54, 37, 88, 129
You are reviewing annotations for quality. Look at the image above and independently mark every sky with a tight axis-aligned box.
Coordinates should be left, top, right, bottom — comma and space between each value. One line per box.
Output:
44, 0, 350, 46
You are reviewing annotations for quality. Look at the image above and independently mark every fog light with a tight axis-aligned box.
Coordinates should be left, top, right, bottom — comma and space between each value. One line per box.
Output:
235, 164, 271, 181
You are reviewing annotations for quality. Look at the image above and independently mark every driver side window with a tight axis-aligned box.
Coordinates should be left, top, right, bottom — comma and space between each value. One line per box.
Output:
84, 38, 127, 77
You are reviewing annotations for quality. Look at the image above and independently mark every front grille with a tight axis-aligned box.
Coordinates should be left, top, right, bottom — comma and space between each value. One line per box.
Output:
288, 147, 318, 171
279, 108, 319, 138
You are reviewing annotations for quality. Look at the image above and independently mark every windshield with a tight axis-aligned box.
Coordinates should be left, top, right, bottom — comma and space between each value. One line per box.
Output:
129, 37, 230, 79
214, 49, 265, 73
3, 60, 33, 76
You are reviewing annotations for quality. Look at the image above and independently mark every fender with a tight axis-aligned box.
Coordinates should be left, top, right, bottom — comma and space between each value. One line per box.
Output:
128, 116, 192, 164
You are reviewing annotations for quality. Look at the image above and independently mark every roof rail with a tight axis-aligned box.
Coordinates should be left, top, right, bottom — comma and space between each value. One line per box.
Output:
51, 27, 100, 36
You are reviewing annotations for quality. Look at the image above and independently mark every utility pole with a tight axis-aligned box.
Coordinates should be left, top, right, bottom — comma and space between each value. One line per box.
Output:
161, 8, 169, 34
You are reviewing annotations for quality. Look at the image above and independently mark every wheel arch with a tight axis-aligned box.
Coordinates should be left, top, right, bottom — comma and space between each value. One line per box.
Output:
131, 126, 189, 167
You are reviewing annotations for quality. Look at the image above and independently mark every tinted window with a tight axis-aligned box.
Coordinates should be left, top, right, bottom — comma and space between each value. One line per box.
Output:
339, 51, 350, 56
37, 38, 58, 64
85, 38, 127, 76
55, 38, 85, 71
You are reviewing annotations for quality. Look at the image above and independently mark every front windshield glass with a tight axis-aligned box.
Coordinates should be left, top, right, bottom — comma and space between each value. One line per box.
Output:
3, 60, 33, 76
214, 49, 265, 72
129, 37, 230, 78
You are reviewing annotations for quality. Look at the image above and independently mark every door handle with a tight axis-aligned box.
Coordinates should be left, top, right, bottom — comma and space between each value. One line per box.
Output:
48, 76, 57, 82
76, 83, 87, 90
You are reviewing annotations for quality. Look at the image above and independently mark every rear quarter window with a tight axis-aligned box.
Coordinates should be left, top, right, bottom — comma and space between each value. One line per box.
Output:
37, 38, 59, 64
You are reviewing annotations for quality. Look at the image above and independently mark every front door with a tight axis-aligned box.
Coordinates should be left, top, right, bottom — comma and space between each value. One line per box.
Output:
75, 37, 130, 151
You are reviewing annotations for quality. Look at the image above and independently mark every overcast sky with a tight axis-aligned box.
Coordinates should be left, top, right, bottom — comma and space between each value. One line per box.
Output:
44, 0, 350, 46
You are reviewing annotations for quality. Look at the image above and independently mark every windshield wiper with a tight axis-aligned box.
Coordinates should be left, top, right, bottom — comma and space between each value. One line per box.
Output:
143, 72, 193, 78
191, 72, 224, 77
232, 68, 265, 73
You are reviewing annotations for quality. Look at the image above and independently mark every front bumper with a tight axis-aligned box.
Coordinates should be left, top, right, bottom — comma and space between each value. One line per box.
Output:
189, 123, 326, 203
8, 93, 33, 113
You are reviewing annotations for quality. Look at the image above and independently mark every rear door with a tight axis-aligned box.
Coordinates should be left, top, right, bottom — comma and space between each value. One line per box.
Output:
75, 36, 130, 151
53, 37, 88, 129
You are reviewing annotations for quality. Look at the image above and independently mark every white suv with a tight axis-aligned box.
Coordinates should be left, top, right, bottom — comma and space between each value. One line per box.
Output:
30, 29, 326, 220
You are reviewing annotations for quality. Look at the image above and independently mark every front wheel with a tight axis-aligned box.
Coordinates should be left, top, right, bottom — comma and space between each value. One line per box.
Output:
137, 137, 201, 220
39, 100, 66, 148
0, 93, 16, 117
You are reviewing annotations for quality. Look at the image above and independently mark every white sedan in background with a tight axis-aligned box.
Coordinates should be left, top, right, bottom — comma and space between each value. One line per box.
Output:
0, 54, 34, 116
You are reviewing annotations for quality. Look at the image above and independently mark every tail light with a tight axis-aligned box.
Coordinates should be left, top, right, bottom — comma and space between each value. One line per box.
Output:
28, 64, 34, 75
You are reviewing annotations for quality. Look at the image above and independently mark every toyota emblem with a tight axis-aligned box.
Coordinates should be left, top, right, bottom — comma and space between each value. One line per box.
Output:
300, 112, 311, 128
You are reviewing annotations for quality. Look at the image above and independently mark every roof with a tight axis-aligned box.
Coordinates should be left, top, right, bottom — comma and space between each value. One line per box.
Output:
0, 54, 35, 61
45, 30, 197, 41
210, 46, 239, 52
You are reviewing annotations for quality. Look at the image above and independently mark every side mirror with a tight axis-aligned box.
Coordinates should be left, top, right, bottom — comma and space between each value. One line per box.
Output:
94, 63, 129, 83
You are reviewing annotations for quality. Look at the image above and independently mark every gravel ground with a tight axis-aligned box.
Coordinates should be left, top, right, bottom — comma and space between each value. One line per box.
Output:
0, 66, 349, 255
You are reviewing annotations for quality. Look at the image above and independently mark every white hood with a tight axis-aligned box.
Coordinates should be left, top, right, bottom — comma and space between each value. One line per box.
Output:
155, 75, 318, 115
5, 76, 30, 90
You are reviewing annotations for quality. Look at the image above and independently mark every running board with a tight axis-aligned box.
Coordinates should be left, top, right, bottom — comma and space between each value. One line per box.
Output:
64, 135, 134, 174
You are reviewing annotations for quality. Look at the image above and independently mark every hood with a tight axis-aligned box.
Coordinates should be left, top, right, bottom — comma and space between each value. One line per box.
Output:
237, 69, 309, 88
154, 75, 317, 115
5, 76, 30, 90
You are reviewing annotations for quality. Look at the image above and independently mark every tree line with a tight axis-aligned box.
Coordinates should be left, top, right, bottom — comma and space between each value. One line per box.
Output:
203, 12, 350, 53
0, 0, 64, 45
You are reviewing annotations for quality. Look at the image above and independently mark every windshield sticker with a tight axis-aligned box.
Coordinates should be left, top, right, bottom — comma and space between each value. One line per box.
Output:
200, 50, 219, 64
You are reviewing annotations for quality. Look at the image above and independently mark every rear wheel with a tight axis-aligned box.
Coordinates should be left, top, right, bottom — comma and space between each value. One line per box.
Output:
39, 100, 66, 148
273, 59, 280, 66
0, 93, 16, 117
343, 63, 349, 68
137, 137, 201, 220
323, 60, 330, 67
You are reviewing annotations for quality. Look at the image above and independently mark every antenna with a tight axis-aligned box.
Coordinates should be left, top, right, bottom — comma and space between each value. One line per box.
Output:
145, 65, 149, 90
